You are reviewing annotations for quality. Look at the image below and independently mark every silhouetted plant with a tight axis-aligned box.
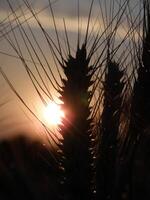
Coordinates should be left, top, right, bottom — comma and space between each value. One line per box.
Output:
58, 42, 96, 200
118, 1, 150, 199
96, 50, 124, 200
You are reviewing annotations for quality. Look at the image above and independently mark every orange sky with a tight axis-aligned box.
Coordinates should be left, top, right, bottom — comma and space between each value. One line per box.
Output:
0, 0, 141, 140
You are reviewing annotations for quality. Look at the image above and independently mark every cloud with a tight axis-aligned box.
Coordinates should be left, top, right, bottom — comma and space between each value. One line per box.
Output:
0, 0, 142, 46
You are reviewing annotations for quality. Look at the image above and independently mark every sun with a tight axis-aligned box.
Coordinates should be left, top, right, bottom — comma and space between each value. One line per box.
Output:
43, 101, 65, 126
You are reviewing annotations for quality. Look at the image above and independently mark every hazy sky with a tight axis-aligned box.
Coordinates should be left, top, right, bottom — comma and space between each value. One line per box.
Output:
0, 0, 97, 139
0, 0, 142, 139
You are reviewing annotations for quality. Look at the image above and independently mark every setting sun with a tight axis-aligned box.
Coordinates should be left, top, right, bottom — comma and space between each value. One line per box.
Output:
43, 101, 64, 126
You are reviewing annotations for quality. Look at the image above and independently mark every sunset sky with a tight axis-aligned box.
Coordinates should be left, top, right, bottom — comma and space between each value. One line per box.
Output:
0, 0, 141, 139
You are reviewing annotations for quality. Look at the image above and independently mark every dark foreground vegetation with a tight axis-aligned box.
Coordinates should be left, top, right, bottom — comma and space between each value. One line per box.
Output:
0, 133, 150, 200
0, 136, 59, 200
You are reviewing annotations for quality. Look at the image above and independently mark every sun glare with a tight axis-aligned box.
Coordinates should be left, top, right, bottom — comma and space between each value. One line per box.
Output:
43, 101, 64, 126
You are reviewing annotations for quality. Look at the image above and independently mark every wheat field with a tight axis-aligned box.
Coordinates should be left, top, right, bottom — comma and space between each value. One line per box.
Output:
0, 0, 149, 199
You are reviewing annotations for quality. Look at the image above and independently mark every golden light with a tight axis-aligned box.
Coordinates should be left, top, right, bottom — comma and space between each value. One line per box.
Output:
43, 101, 64, 126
